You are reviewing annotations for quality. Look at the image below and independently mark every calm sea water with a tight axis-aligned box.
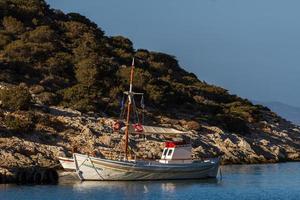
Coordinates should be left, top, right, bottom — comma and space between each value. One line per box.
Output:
1, 162, 300, 200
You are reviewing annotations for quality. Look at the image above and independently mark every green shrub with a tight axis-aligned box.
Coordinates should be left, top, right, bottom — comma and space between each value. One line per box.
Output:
63, 21, 90, 39
61, 84, 100, 112
75, 58, 100, 87
22, 25, 56, 43
217, 114, 250, 135
4, 113, 34, 132
2, 16, 25, 34
117, 67, 151, 90
0, 32, 13, 48
6, 0, 48, 17
0, 86, 32, 110
110, 36, 134, 52
37, 92, 58, 105
135, 49, 150, 59
4, 40, 55, 63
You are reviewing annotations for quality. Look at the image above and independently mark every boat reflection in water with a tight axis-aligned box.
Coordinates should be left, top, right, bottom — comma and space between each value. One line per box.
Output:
66, 178, 219, 196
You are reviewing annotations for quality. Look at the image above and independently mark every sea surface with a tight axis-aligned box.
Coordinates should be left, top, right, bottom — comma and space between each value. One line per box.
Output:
1, 162, 300, 200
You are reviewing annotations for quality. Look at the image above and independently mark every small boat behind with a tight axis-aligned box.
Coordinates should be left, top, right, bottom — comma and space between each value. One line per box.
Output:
58, 156, 76, 171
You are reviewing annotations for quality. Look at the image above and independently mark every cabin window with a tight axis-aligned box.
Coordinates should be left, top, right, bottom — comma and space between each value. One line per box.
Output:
167, 149, 173, 156
163, 149, 168, 156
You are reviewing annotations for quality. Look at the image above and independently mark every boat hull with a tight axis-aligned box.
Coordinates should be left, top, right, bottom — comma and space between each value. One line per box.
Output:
58, 157, 76, 171
73, 153, 221, 181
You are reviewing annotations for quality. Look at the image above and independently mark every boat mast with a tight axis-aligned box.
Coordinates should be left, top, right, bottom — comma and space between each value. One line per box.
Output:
124, 58, 135, 160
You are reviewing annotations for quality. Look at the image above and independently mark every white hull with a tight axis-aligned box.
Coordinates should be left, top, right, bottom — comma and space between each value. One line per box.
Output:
58, 156, 76, 171
73, 153, 221, 181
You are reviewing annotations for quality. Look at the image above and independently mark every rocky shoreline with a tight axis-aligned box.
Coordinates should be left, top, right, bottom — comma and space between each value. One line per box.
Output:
1, 105, 300, 184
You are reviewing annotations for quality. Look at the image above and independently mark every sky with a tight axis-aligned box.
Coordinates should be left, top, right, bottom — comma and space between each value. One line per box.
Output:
47, 0, 300, 107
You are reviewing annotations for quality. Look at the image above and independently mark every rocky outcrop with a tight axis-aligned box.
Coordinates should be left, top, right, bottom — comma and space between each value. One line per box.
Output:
0, 105, 300, 183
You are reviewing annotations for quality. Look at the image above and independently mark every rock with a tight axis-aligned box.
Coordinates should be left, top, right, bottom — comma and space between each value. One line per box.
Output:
36, 92, 58, 105
29, 85, 44, 94
99, 135, 112, 147
147, 152, 153, 159
260, 139, 270, 146
185, 120, 201, 130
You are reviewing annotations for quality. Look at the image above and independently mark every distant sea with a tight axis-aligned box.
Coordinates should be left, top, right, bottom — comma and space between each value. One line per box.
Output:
2, 162, 300, 200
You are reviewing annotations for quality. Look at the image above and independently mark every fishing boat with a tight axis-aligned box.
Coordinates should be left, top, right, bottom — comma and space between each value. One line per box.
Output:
71, 58, 221, 181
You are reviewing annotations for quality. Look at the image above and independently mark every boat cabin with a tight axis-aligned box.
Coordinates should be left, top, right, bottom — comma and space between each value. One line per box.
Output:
159, 141, 192, 164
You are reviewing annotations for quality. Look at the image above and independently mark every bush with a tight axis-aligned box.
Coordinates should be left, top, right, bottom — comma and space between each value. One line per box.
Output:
63, 21, 90, 39
46, 52, 73, 76
0, 32, 13, 48
37, 92, 58, 105
75, 58, 100, 87
0, 86, 32, 110
23, 25, 56, 43
2, 16, 25, 34
4, 40, 55, 63
5, 0, 48, 18
61, 84, 101, 112
217, 114, 250, 135
110, 36, 134, 52
4, 112, 34, 132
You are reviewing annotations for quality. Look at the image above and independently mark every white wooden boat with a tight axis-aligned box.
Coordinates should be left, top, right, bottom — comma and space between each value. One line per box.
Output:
58, 156, 76, 171
73, 141, 220, 181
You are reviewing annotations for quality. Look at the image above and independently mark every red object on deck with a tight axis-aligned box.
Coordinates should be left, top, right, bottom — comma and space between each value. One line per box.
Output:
133, 123, 144, 132
165, 141, 187, 148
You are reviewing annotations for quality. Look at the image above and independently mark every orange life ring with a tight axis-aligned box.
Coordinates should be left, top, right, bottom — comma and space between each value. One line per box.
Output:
113, 121, 120, 131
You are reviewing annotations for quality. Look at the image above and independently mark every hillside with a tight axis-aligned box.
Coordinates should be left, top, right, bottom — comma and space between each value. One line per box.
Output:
0, 0, 300, 181
255, 101, 300, 126
0, 0, 273, 132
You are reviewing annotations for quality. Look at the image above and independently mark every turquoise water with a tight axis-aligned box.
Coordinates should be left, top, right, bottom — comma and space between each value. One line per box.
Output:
1, 162, 300, 200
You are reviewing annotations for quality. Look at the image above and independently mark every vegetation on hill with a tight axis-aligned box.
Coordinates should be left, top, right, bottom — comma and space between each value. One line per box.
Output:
0, 0, 272, 135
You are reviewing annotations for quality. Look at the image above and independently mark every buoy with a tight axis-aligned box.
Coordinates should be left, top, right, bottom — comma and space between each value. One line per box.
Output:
113, 121, 120, 131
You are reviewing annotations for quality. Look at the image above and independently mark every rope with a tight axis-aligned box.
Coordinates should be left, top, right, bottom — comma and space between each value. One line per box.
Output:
119, 94, 125, 119
132, 96, 139, 123
141, 95, 145, 124
219, 167, 223, 181
88, 156, 104, 180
